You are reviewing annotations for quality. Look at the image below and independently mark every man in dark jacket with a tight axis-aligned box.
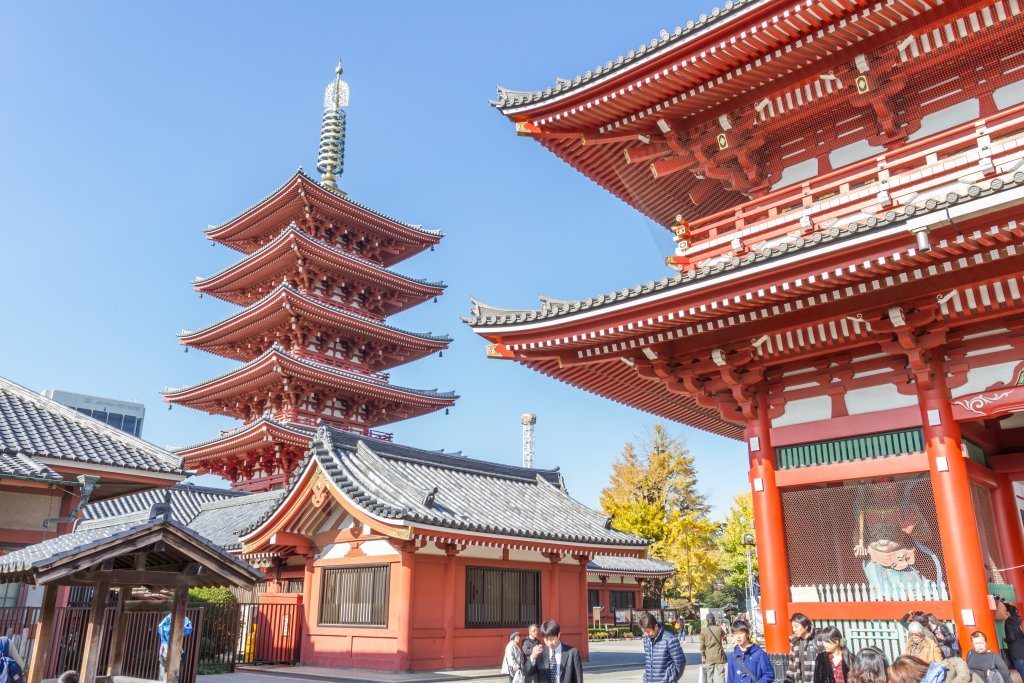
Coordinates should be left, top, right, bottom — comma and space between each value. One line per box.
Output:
727, 622, 775, 683
1005, 604, 1024, 680
640, 612, 686, 683
522, 624, 543, 683
524, 620, 583, 683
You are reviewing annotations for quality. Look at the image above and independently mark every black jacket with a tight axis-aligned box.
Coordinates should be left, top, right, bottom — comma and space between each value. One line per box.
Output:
522, 637, 542, 682
1006, 614, 1024, 662
813, 651, 851, 683
524, 643, 584, 683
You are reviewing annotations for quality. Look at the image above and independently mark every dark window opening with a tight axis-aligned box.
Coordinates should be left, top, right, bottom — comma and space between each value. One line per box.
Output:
319, 565, 390, 627
465, 566, 540, 629
610, 590, 635, 610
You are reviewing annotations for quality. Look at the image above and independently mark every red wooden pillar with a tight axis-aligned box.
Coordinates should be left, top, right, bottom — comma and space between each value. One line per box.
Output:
395, 546, 416, 671
747, 385, 790, 654
576, 555, 590, 660
916, 356, 997, 649
300, 552, 315, 662
442, 544, 458, 669
546, 553, 561, 622
992, 474, 1024, 604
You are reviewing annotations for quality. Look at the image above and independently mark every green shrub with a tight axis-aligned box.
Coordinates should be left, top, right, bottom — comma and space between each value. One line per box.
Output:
189, 586, 236, 605
590, 631, 609, 640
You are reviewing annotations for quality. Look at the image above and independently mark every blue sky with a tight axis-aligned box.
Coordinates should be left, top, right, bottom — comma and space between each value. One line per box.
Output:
0, 1, 747, 518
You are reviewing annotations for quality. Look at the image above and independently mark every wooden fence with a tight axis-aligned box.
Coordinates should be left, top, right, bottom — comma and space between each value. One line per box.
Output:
0, 601, 302, 681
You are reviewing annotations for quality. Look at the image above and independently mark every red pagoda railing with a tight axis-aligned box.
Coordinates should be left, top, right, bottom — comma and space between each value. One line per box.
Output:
669, 100, 1024, 270
287, 415, 394, 442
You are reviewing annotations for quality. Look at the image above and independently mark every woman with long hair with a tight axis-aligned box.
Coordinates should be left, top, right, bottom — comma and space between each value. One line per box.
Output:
850, 647, 889, 683
814, 627, 853, 683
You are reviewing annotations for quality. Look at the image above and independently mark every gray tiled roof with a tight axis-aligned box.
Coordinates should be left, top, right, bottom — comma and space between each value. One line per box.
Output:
0, 517, 261, 585
589, 555, 675, 575
244, 426, 647, 548
0, 449, 62, 483
464, 172, 1024, 328
188, 490, 285, 551
78, 483, 246, 530
491, 0, 768, 112
0, 377, 185, 476
0, 521, 140, 574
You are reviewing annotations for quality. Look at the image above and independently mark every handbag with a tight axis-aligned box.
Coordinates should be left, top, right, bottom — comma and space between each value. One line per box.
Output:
512, 672, 525, 683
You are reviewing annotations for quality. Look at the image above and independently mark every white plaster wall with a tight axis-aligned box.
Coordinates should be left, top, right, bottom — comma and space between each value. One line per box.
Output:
951, 360, 1019, 397
360, 539, 400, 557
771, 396, 834, 428
318, 542, 351, 560
845, 384, 919, 415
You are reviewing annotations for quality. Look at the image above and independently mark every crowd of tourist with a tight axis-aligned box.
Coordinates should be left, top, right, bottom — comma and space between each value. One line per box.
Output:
694, 609, 1024, 683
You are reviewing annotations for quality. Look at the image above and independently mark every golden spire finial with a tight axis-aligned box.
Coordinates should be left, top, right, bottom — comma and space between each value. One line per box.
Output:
318, 59, 349, 191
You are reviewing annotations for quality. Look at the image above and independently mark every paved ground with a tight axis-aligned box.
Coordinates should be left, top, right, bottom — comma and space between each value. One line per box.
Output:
198, 638, 704, 683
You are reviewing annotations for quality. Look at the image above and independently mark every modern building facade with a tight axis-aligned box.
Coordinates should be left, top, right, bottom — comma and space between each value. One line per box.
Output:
167, 62, 455, 492
468, 0, 1024, 658
42, 388, 145, 437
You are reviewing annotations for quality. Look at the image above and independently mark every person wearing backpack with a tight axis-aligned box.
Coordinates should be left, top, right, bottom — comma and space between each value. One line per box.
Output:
0, 636, 25, 683
966, 632, 1011, 683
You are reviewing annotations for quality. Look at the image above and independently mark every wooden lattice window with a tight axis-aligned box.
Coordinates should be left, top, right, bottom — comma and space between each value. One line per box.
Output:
610, 590, 635, 610
319, 565, 390, 627
465, 567, 540, 629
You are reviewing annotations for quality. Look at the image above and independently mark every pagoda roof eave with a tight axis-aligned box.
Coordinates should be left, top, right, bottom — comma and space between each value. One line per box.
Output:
171, 418, 315, 460
493, 0, 775, 117
465, 173, 1024, 338
178, 282, 452, 351
163, 344, 458, 407
193, 223, 446, 298
204, 170, 442, 251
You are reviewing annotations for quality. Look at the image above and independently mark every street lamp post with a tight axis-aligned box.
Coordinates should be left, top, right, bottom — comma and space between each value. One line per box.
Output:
742, 533, 759, 641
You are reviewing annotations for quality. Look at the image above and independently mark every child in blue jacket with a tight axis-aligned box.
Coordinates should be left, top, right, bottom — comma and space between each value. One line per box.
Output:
727, 622, 776, 683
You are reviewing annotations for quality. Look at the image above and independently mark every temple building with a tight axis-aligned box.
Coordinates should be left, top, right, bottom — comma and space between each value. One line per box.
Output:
467, 0, 1024, 659
167, 62, 455, 492
0, 375, 186, 607
141, 63, 663, 673
586, 556, 675, 623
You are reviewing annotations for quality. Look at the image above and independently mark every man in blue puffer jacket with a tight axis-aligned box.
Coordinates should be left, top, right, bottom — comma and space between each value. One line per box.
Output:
727, 622, 775, 683
640, 612, 687, 683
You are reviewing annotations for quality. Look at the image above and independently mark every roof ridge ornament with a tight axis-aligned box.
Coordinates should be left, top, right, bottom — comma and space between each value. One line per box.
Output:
317, 60, 349, 193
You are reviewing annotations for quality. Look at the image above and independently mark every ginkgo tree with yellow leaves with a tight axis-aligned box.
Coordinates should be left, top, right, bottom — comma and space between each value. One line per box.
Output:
598, 424, 720, 606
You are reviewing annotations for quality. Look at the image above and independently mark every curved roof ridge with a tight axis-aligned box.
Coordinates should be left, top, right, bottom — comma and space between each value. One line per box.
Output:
195, 223, 447, 290
169, 417, 315, 453
466, 174, 1024, 328
321, 425, 562, 484
0, 376, 183, 473
205, 170, 443, 240
179, 281, 452, 344
492, 0, 770, 113
164, 344, 458, 401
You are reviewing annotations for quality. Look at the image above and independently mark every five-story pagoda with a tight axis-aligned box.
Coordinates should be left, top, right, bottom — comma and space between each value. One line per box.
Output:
168, 63, 456, 492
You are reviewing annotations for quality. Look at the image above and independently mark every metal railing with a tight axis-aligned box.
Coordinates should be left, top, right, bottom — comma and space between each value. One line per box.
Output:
670, 100, 1024, 269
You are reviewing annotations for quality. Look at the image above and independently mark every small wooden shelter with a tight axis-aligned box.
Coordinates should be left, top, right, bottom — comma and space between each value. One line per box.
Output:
0, 507, 261, 683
